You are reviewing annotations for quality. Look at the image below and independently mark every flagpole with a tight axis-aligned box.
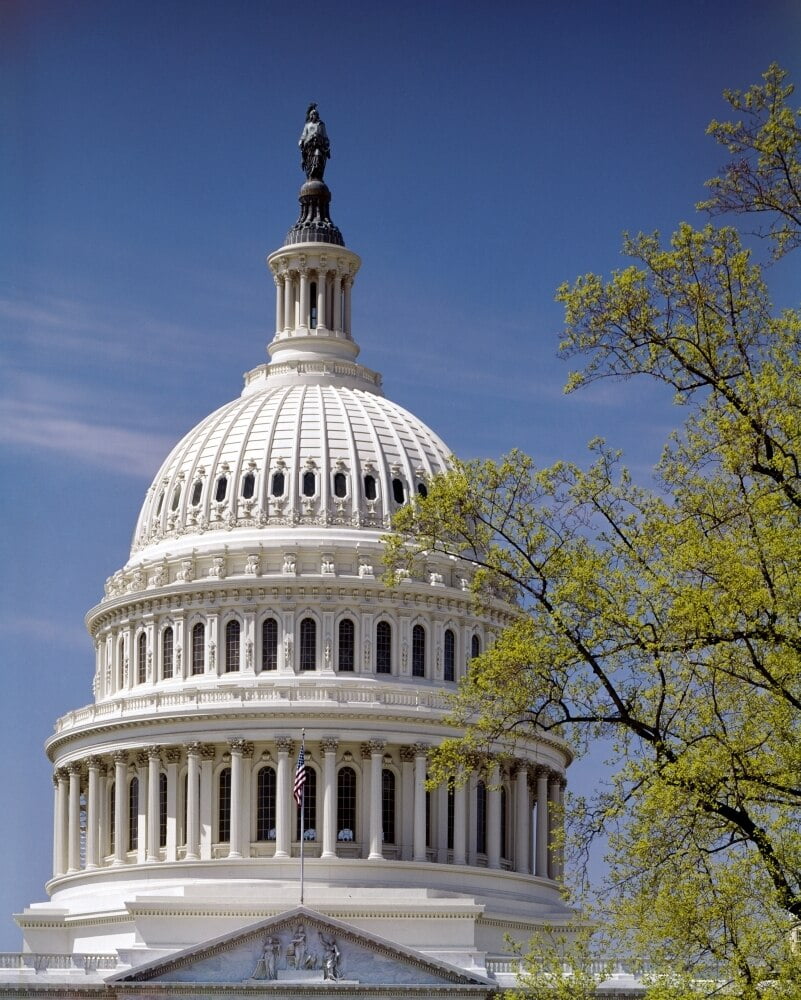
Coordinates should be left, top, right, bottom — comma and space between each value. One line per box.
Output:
299, 728, 305, 905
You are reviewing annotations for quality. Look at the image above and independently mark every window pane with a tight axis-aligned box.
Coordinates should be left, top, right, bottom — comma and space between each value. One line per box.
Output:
215, 476, 228, 502
159, 772, 167, 848
162, 627, 174, 679
129, 777, 139, 851
296, 767, 317, 840
192, 623, 205, 675
364, 475, 376, 500
271, 471, 285, 497
382, 769, 396, 843
444, 629, 455, 682
225, 620, 240, 672
190, 480, 202, 506
337, 767, 356, 838
300, 618, 316, 671
334, 472, 347, 498
261, 618, 278, 671
412, 625, 425, 678
476, 781, 487, 855
338, 619, 354, 672
471, 634, 481, 659
242, 472, 255, 499
256, 767, 276, 841
392, 478, 405, 504
376, 621, 391, 674
218, 767, 231, 842
137, 633, 147, 684
302, 471, 315, 497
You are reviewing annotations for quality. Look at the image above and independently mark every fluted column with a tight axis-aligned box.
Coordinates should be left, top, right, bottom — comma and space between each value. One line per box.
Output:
316, 271, 326, 329
321, 738, 338, 859
199, 745, 214, 860
113, 752, 128, 865
241, 743, 254, 858
185, 743, 200, 861
228, 740, 244, 859
535, 766, 549, 878
514, 761, 530, 874
136, 752, 148, 864
399, 746, 414, 860
332, 272, 343, 332
165, 748, 180, 862
368, 740, 385, 860
147, 747, 161, 862
86, 756, 101, 869
275, 738, 293, 859
299, 269, 309, 329
413, 743, 428, 862
487, 762, 501, 869
343, 276, 352, 335
67, 763, 82, 873
54, 769, 68, 877
283, 272, 293, 331
98, 764, 109, 860
452, 772, 467, 865
274, 275, 284, 335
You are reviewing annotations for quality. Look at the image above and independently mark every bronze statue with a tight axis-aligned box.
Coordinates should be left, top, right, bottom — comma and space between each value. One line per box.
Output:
299, 103, 330, 181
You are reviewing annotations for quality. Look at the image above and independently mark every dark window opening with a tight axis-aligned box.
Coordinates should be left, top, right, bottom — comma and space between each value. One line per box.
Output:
447, 784, 455, 850
155, 491, 165, 516
171, 486, 181, 511
337, 767, 357, 838
271, 471, 285, 497
444, 629, 455, 682
242, 472, 255, 499
392, 478, 405, 504
109, 783, 115, 854
338, 618, 355, 672
261, 618, 278, 671
300, 617, 316, 671
382, 769, 396, 843
225, 620, 240, 672
310, 282, 317, 327
501, 785, 508, 860
476, 781, 487, 855
256, 767, 276, 840
417, 482, 428, 498
162, 627, 174, 680
334, 472, 347, 498
215, 476, 228, 502
192, 623, 205, 675
190, 480, 202, 506
364, 475, 376, 500
471, 634, 481, 659
412, 624, 425, 678
218, 767, 231, 842
159, 772, 167, 848
295, 767, 317, 839
302, 471, 316, 497
129, 777, 139, 852
137, 633, 147, 685
376, 621, 392, 674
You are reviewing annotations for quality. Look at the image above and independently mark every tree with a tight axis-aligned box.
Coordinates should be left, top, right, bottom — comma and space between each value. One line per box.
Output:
387, 66, 801, 999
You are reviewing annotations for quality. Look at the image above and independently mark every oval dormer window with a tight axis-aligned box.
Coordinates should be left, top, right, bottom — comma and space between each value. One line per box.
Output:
171, 486, 181, 511
302, 471, 316, 497
392, 478, 405, 504
190, 480, 202, 506
334, 472, 347, 498
215, 476, 228, 502
364, 475, 376, 501
242, 472, 255, 499
271, 471, 285, 497
417, 482, 428, 498
155, 491, 165, 516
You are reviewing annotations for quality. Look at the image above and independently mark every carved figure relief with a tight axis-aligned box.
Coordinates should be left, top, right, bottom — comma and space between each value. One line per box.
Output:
252, 936, 280, 980
245, 553, 261, 576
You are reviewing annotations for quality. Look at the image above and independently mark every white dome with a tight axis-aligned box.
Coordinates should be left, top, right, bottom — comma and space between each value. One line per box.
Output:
131, 365, 451, 558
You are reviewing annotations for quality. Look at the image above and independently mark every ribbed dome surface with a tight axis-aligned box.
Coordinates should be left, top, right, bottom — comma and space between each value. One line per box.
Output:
131, 377, 451, 555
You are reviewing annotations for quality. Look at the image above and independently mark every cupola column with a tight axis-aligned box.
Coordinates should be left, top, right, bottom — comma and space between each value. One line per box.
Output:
146, 747, 161, 862
86, 756, 101, 869
283, 272, 293, 332
228, 740, 244, 859
487, 762, 502, 869
275, 738, 293, 858
534, 766, 549, 878
274, 276, 284, 336
343, 275, 352, 335
54, 770, 68, 877
332, 272, 343, 333
299, 268, 310, 330
413, 744, 428, 862
316, 271, 326, 330
67, 763, 81, 873
514, 761, 531, 875
320, 738, 338, 859
112, 752, 128, 866
185, 743, 201, 861
368, 740, 385, 860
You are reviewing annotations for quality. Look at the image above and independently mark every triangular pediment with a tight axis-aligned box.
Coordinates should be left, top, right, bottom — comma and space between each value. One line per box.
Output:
110, 906, 493, 990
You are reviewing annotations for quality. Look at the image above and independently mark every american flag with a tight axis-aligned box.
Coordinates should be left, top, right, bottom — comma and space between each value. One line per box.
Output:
293, 746, 306, 806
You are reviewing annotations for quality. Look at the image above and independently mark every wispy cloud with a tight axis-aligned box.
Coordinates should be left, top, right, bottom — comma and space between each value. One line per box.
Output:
0, 615, 90, 651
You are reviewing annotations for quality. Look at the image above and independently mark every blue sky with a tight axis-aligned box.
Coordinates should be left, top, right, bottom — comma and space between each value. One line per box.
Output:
2, 0, 800, 950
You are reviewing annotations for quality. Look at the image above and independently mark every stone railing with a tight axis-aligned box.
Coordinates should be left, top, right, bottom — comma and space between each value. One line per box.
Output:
53, 682, 451, 735
0, 952, 118, 972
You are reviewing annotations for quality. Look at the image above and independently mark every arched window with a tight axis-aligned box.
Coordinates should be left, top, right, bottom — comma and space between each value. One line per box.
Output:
191, 623, 205, 675
159, 772, 168, 848
392, 478, 405, 504
128, 777, 139, 851
447, 783, 455, 850
295, 767, 317, 840
382, 769, 396, 843
444, 628, 455, 682
117, 637, 125, 687
412, 624, 426, 678
162, 626, 174, 680
155, 490, 165, 516
261, 618, 278, 671
214, 475, 228, 502
137, 632, 147, 684
256, 766, 276, 841
338, 618, 355, 672
225, 620, 240, 673
109, 782, 115, 854
417, 481, 428, 498
500, 785, 508, 860
218, 767, 231, 843
476, 780, 487, 855
190, 480, 202, 506
302, 471, 316, 497
337, 767, 357, 839
300, 617, 316, 671
376, 621, 392, 674
171, 485, 181, 511
242, 472, 255, 499
471, 634, 481, 659
271, 471, 285, 497
363, 474, 377, 501
333, 472, 347, 498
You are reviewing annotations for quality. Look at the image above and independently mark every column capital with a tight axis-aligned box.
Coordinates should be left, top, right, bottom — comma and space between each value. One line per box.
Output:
228, 738, 246, 754
534, 764, 550, 779
67, 762, 82, 777
200, 744, 216, 761
186, 742, 201, 758
360, 742, 372, 761
112, 750, 129, 766
275, 737, 294, 755
147, 745, 163, 762
136, 751, 149, 768
242, 741, 255, 758
559, 776, 567, 790
165, 747, 182, 764
399, 745, 415, 763
413, 742, 430, 759
513, 757, 529, 774
367, 739, 386, 755
86, 755, 103, 770
320, 738, 338, 754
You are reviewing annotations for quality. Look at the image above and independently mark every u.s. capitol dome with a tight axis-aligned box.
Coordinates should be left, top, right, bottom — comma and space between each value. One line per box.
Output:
4, 106, 574, 996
